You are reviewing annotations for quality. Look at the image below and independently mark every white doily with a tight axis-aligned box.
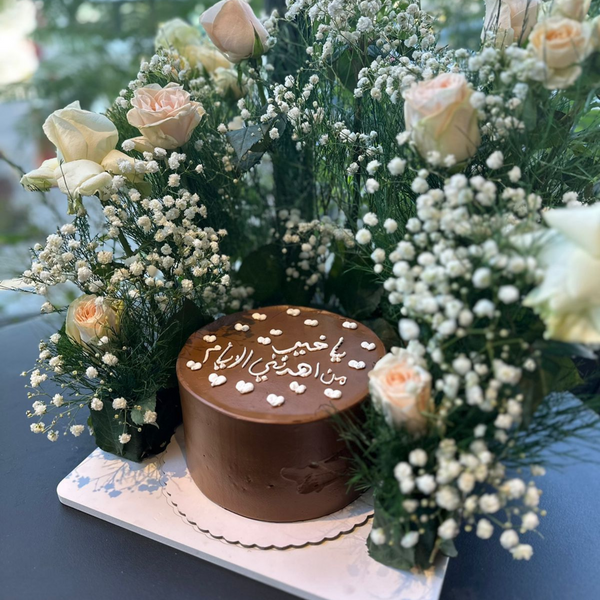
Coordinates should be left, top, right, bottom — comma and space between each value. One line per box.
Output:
160, 427, 374, 549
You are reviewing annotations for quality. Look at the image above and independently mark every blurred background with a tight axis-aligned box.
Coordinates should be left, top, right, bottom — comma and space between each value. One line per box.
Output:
0, 0, 484, 325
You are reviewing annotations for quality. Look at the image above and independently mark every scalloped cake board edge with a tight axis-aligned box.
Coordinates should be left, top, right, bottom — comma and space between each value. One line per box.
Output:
56, 443, 447, 600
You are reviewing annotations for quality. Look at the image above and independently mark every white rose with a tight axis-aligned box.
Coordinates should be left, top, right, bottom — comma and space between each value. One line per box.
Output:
368, 348, 432, 435
524, 203, 600, 344
550, 0, 591, 21
20, 158, 59, 191
403, 73, 481, 163
483, 0, 540, 47
529, 17, 592, 89
42, 101, 118, 163
200, 0, 269, 63
55, 160, 113, 201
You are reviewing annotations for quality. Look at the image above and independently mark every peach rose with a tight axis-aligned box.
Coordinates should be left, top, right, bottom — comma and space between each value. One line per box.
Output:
483, 0, 540, 47
368, 348, 432, 435
529, 17, 592, 89
66, 295, 121, 346
126, 83, 205, 150
404, 73, 481, 163
200, 0, 269, 63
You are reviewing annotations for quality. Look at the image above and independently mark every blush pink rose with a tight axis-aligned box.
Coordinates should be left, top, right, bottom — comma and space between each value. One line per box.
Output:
126, 83, 205, 150
200, 0, 269, 63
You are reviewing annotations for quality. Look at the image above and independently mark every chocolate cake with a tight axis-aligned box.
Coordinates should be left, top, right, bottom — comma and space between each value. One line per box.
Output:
176, 305, 385, 522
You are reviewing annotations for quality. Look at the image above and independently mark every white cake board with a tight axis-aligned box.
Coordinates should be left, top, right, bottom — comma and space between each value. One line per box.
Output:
57, 430, 448, 600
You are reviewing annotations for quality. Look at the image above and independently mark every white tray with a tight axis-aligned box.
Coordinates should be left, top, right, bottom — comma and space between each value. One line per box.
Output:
57, 429, 447, 600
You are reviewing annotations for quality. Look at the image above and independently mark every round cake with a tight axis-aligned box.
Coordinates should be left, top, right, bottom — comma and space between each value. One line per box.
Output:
176, 305, 385, 522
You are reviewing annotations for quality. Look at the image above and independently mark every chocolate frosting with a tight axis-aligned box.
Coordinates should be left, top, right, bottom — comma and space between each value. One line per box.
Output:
176, 305, 385, 522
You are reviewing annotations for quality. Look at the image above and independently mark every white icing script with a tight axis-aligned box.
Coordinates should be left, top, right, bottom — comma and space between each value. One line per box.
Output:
330, 337, 346, 363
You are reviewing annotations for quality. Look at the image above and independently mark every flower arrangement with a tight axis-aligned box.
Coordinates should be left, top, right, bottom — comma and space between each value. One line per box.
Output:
16, 0, 600, 571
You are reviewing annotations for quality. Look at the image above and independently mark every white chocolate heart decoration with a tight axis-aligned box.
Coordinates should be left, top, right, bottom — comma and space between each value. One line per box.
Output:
342, 321, 358, 330
190, 362, 202, 371
361, 341, 376, 351
304, 319, 318, 327
286, 308, 301, 316
258, 336, 271, 345
267, 394, 285, 407
235, 380, 254, 394
234, 323, 250, 332
269, 329, 283, 336
348, 360, 366, 370
252, 313, 267, 321
203, 335, 217, 343
290, 381, 307, 394
208, 373, 227, 387
324, 388, 342, 399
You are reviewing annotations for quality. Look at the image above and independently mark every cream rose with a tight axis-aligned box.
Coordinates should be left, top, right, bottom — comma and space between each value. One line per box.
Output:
155, 18, 203, 51
483, 0, 540, 47
101, 149, 137, 180
155, 18, 232, 73
368, 348, 432, 435
529, 17, 592, 89
66, 295, 121, 346
200, 0, 269, 63
213, 67, 245, 99
127, 83, 205, 150
524, 203, 600, 344
42, 101, 118, 163
55, 160, 113, 200
403, 73, 481, 163
186, 45, 233, 73
20, 158, 59, 191
550, 0, 591, 21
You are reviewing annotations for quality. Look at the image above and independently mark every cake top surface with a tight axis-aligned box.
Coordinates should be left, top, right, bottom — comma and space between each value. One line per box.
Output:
176, 305, 386, 424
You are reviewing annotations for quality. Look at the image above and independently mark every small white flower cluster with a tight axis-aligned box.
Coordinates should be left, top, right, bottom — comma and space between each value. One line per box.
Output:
278, 209, 355, 290
357, 168, 555, 559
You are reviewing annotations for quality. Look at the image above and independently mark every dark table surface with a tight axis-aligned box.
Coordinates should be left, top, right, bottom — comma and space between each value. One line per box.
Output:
2, 316, 600, 600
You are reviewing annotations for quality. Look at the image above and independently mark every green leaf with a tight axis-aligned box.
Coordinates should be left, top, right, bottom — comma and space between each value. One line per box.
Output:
226, 124, 264, 161
519, 355, 583, 427
439, 539, 458, 558
130, 394, 157, 427
533, 339, 597, 360
367, 498, 438, 571
251, 27, 265, 59
363, 318, 401, 351
226, 117, 287, 172
326, 257, 383, 318
90, 388, 182, 462
237, 244, 285, 304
